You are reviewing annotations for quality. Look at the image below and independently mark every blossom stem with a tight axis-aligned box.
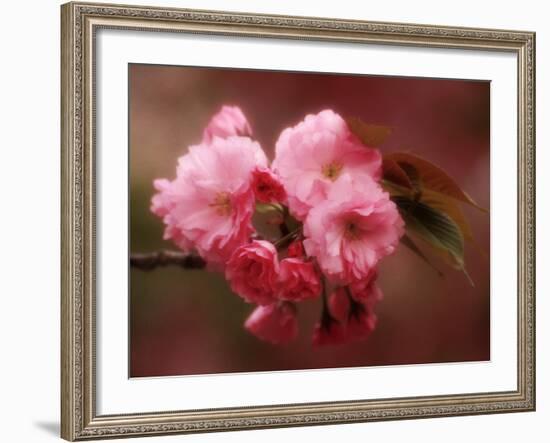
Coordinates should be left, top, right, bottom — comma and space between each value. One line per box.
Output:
279, 221, 290, 237
319, 276, 333, 328
345, 286, 366, 319
273, 227, 301, 250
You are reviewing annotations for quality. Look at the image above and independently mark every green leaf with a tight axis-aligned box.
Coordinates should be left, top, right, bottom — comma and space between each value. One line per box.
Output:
346, 117, 392, 147
421, 189, 474, 242
280, 206, 301, 234
393, 196, 465, 271
255, 202, 284, 214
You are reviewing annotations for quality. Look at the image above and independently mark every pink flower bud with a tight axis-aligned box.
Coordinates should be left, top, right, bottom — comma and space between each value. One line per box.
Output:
225, 240, 279, 305
287, 240, 305, 258
202, 105, 252, 143
244, 303, 298, 344
252, 167, 287, 204
277, 258, 321, 302
328, 288, 350, 322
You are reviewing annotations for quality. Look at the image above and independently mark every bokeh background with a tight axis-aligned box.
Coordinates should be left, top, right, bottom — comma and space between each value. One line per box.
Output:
129, 64, 490, 378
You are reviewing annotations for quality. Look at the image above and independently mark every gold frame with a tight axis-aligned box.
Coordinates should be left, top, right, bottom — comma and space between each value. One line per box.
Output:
61, 1, 536, 440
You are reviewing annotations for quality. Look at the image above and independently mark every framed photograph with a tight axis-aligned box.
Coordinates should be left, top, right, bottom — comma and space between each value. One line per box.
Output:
61, 1, 536, 440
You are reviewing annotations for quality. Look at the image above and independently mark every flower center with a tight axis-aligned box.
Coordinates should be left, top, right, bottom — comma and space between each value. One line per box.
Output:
344, 221, 361, 240
322, 161, 343, 181
209, 192, 232, 216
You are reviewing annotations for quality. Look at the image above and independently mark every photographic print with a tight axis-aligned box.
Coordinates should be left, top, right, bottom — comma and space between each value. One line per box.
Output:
62, 5, 535, 439
129, 64, 490, 378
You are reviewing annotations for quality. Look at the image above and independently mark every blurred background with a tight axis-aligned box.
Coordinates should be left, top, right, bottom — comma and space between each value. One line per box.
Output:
129, 64, 490, 378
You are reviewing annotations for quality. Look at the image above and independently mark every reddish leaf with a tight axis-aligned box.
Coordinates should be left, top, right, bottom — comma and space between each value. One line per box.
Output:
382, 158, 413, 190
385, 152, 486, 211
346, 117, 392, 147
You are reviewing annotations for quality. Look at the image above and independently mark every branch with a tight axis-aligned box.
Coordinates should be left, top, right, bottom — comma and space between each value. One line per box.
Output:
130, 250, 206, 271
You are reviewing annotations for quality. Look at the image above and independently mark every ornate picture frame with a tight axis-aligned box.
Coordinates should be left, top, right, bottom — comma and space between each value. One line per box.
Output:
61, 1, 535, 440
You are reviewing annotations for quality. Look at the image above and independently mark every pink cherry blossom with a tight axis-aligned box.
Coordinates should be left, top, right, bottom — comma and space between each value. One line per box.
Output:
225, 240, 279, 305
312, 288, 349, 346
151, 135, 268, 267
244, 303, 298, 344
251, 167, 287, 204
202, 105, 252, 143
303, 174, 404, 284
272, 109, 382, 219
312, 318, 347, 346
150, 105, 415, 347
346, 273, 382, 341
349, 270, 383, 307
328, 287, 350, 322
346, 305, 378, 341
151, 178, 194, 252
313, 283, 380, 346
277, 258, 321, 302
286, 240, 305, 258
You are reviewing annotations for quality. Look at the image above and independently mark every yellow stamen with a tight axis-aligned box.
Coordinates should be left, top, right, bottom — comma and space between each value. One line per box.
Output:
209, 192, 232, 216
344, 221, 360, 240
322, 162, 343, 181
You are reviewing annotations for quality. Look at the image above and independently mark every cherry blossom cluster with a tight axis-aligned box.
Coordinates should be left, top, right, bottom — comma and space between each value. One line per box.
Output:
151, 106, 404, 346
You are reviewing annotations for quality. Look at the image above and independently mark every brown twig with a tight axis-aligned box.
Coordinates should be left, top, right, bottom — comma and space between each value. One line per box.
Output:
130, 250, 206, 271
